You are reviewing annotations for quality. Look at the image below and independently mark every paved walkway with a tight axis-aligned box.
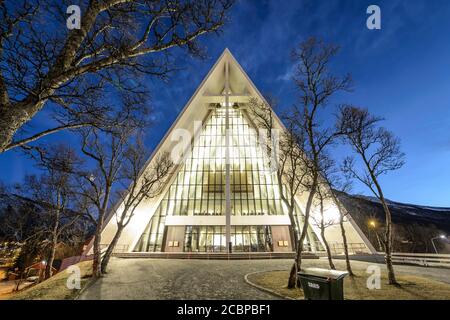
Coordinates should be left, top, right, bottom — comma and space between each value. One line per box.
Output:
79, 258, 450, 300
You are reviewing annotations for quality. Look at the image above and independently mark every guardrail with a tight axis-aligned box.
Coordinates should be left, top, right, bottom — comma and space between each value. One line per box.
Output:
329, 243, 369, 255
99, 244, 129, 254
387, 252, 450, 268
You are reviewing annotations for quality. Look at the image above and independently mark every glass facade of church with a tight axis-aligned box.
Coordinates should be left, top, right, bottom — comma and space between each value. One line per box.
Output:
133, 107, 319, 253
183, 225, 273, 253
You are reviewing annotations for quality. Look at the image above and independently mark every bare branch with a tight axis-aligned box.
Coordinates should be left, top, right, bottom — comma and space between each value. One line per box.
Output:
3, 123, 89, 152
337, 105, 405, 285
0, 0, 234, 153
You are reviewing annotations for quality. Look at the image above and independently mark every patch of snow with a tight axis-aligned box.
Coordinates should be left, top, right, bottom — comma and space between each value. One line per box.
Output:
353, 194, 450, 214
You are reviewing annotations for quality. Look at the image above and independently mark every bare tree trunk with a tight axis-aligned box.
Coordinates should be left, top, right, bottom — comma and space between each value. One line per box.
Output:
277, 171, 299, 253
0, 100, 42, 152
319, 197, 335, 270
92, 221, 103, 278
380, 199, 398, 285
279, 182, 302, 289
333, 195, 354, 276
100, 226, 124, 274
45, 239, 57, 279
288, 178, 317, 288
287, 204, 299, 251
321, 224, 335, 270
286, 205, 300, 289
14, 276, 24, 292
339, 213, 354, 276
370, 172, 398, 285
45, 204, 61, 279
91, 181, 111, 277
322, 234, 335, 270
288, 263, 297, 289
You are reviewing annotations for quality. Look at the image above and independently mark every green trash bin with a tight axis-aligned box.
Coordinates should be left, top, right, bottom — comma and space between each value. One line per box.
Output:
298, 268, 348, 300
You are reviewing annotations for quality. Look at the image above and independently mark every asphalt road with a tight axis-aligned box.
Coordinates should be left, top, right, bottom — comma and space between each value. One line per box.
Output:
78, 258, 450, 300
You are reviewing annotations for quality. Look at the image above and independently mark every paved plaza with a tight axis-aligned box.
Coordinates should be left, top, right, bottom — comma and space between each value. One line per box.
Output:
79, 258, 450, 300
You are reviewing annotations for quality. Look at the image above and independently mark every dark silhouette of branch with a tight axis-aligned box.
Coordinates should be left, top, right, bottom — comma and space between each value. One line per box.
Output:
0, 0, 234, 152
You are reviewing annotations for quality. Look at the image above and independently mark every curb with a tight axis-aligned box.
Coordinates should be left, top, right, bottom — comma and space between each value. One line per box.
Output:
244, 270, 297, 300
73, 275, 99, 300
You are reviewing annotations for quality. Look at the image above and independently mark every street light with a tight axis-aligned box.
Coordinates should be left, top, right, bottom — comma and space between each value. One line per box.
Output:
368, 219, 383, 251
431, 235, 446, 254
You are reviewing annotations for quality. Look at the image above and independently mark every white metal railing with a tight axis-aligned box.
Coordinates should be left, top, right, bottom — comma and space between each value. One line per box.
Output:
329, 243, 369, 255
385, 252, 450, 268
99, 244, 129, 254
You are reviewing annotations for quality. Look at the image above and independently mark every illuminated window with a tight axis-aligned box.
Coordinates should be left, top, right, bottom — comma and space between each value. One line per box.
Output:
133, 108, 320, 252
183, 225, 272, 253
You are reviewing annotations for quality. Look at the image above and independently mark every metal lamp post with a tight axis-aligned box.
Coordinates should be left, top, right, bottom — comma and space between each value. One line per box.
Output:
368, 220, 383, 251
431, 235, 446, 254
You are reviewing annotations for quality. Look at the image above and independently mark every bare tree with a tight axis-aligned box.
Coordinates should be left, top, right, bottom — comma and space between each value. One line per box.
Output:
328, 183, 355, 276
248, 97, 308, 245
289, 37, 352, 287
0, 193, 36, 244
338, 105, 405, 285
37, 150, 79, 278
318, 158, 355, 276
0, 0, 234, 153
100, 141, 173, 273
0, 170, 90, 282
312, 185, 336, 270
76, 126, 130, 277
24, 144, 83, 278
25, 151, 79, 278
247, 97, 310, 288
0, 191, 46, 279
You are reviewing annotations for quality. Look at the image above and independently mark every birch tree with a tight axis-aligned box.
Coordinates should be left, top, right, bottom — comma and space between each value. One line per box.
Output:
100, 144, 173, 273
324, 178, 354, 276
76, 126, 130, 277
248, 97, 310, 288
338, 105, 405, 285
316, 151, 355, 276
25, 145, 83, 279
289, 37, 352, 287
312, 185, 336, 270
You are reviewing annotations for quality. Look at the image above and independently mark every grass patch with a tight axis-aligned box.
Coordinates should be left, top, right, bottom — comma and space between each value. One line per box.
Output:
7, 261, 93, 300
248, 269, 450, 300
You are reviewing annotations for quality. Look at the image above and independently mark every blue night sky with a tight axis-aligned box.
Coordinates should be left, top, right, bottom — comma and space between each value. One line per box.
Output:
1, 0, 450, 207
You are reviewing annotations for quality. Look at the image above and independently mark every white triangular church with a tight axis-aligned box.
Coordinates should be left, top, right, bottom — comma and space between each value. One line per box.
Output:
89, 49, 374, 256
